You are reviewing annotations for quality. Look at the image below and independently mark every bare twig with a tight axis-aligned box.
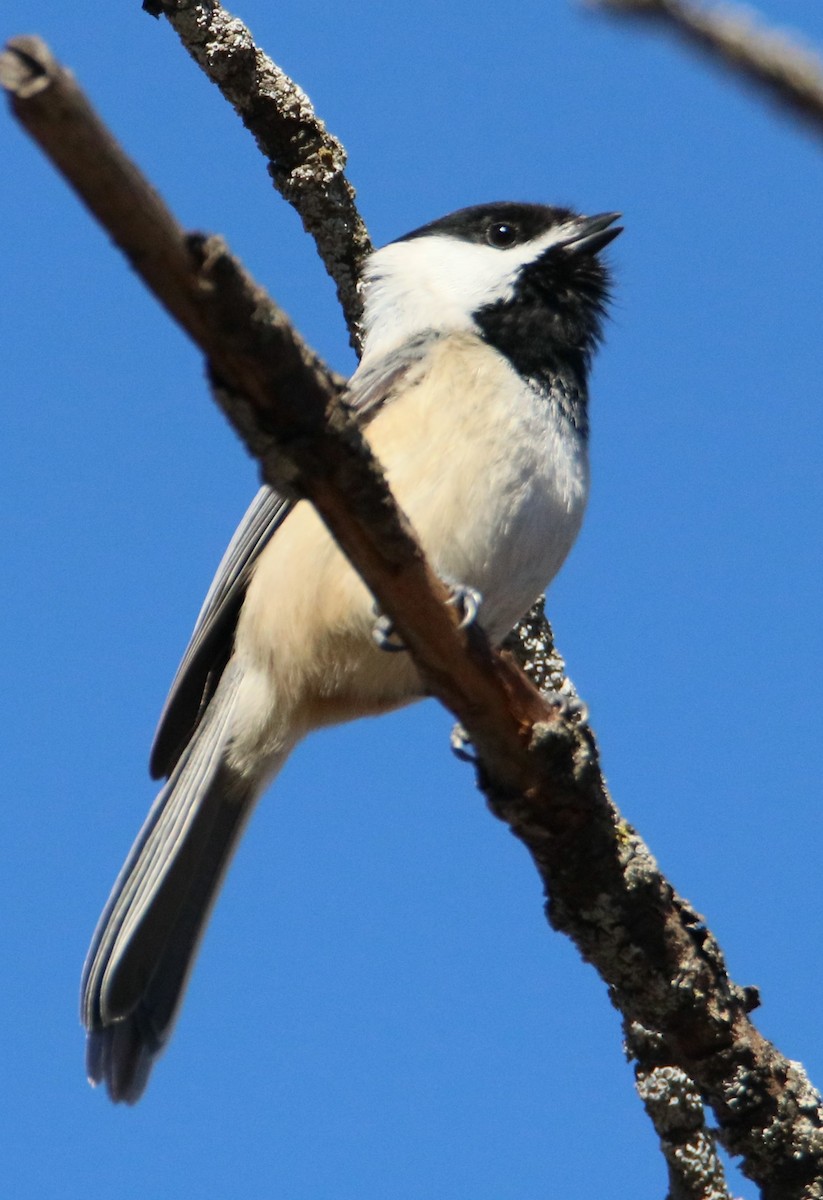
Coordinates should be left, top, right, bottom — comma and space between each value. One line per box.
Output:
627, 1021, 734, 1200
5, 34, 823, 1199
589, 0, 823, 140
145, 0, 372, 344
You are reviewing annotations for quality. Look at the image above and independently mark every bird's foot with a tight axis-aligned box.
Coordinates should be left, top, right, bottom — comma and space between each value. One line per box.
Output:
372, 585, 483, 653
450, 723, 478, 763
445, 584, 482, 630
371, 611, 407, 653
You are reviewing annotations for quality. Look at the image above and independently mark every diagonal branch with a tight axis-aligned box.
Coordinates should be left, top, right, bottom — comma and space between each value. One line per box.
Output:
589, 0, 823, 140
145, 0, 372, 344
4, 34, 823, 1199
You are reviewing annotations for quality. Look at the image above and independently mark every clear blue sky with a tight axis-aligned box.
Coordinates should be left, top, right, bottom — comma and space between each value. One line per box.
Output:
3, 2, 822, 1197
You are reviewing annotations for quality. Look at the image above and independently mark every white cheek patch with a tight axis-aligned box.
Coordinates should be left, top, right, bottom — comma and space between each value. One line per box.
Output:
360, 223, 578, 360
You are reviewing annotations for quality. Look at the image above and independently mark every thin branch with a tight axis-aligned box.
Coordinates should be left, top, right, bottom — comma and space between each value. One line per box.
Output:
5, 35, 823, 1199
627, 1021, 733, 1200
146, 0, 372, 344
589, 0, 823, 140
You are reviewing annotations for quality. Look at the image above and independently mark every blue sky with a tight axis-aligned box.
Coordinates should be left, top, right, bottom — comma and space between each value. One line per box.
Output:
3, 2, 823, 1197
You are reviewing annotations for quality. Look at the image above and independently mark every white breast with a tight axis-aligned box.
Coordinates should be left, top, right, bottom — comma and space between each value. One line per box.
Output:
366, 333, 589, 644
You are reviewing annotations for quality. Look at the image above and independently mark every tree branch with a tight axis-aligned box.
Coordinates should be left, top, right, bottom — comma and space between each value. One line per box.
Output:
145, 0, 372, 344
626, 1021, 733, 1200
4, 33, 823, 1199
589, 0, 823, 140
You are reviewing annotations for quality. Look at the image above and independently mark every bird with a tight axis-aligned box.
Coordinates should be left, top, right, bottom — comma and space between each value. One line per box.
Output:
81, 201, 621, 1103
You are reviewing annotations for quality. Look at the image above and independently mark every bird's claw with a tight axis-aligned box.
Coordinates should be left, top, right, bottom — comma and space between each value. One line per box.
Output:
450, 723, 478, 764
371, 611, 407, 652
372, 584, 483, 654
446, 585, 482, 631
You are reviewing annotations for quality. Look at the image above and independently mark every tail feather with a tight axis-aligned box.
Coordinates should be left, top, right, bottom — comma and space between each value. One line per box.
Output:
81, 669, 272, 1104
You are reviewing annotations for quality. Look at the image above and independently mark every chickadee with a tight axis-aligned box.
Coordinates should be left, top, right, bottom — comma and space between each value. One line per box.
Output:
81, 201, 621, 1103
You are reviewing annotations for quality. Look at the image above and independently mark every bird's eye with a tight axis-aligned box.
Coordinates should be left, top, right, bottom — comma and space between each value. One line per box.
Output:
486, 221, 518, 249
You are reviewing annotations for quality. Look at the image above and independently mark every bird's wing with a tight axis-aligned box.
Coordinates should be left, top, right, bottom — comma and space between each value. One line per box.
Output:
149, 486, 291, 778
148, 348, 422, 780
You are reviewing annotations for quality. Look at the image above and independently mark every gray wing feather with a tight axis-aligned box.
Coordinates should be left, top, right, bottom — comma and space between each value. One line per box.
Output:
148, 347, 422, 780
149, 486, 291, 778
82, 666, 255, 1102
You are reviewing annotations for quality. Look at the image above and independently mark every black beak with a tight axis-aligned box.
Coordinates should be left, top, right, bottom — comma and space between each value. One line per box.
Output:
559, 212, 623, 256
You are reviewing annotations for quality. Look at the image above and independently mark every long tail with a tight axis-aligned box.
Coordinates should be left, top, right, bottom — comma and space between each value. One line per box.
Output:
81, 671, 282, 1103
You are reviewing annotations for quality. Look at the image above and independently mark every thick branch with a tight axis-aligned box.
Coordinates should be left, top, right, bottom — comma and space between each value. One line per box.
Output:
146, 0, 372, 343
4, 36, 823, 1198
590, 0, 823, 140
0, 37, 345, 407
